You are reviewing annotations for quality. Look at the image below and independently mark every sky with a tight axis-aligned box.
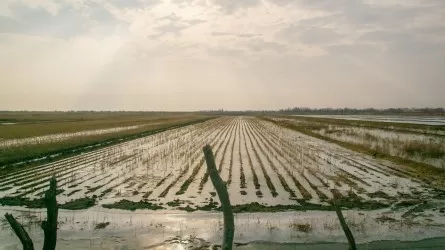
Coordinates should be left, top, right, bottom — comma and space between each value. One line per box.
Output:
0, 0, 444, 111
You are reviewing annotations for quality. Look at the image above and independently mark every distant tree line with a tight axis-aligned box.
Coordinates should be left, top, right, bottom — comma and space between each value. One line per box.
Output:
198, 107, 445, 116
277, 107, 445, 115
2, 108, 444, 116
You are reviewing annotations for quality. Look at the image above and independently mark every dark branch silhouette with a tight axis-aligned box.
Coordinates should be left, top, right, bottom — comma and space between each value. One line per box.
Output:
4, 213, 35, 250
41, 177, 58, 250
4, 177, 58, 250
203, 145, 234, 250
335, 204, 357, 250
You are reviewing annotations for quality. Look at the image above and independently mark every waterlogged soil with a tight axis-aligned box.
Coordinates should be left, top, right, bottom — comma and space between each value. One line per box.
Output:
102, 199, 164, 211
99, 193, 389, 213
1, 117, 443, 213
0, 196, 97, 210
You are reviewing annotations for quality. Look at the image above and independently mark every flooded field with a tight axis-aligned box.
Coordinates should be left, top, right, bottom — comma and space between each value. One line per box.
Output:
272, 116, 445, 169
2, 116, 442, 208
293, 115, 445, 126
1, 207, 445, 249
0, 112, 208, 167
1, 116, 444, 249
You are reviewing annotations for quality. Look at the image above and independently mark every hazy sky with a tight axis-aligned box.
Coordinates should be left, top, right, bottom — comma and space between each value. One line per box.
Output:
1, 0, 444, 111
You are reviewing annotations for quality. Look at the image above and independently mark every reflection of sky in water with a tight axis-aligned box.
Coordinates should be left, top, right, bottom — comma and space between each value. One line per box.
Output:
1, 208, 445, 248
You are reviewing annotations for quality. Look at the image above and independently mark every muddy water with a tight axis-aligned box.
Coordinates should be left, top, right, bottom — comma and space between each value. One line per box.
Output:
2, 117, 445, 249
1, 207, 445, 250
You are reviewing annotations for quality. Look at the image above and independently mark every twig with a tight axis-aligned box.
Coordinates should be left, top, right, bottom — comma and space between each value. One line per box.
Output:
203, 145, 234, 250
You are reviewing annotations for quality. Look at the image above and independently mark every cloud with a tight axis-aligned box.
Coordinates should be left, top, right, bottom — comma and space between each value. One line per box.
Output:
327, 43, 380, 57
158, 13, 182, 23
246, 38, 287, 53
207, 47, 245, 57
211, 31, 259, 38
294, 0, 444, 30
156, 13, 207, 28
0, 1, 126, 38
0, 0, 444, 110
182, 18, 206, 26
154, 23, 187, 36
209, 0, 260, 14
299, 27, 344, 45
150, 13, 207, 37
0, 3, 86, 38
108, 0, 160, 9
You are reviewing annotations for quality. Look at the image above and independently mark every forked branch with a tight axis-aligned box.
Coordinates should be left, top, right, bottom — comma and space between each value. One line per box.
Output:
4, 177, 59, 250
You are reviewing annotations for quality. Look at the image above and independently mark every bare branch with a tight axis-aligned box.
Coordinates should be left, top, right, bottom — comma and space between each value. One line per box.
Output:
4, 213, 35, 250
203, 145, 234, 250
335, 204, 357, 250
41, 176, 58, 250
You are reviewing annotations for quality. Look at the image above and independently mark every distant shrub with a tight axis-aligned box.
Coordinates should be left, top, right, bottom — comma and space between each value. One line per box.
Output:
404, 141, 444, 159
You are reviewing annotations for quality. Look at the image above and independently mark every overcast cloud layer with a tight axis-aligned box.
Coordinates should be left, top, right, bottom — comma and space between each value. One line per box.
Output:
1, 0, 444, 111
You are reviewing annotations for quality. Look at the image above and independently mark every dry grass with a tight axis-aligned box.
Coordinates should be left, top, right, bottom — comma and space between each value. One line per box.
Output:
0, 113, 213, 168
289, 221, 312, 233
404, 141, 445, 159
0, 112, 205, 139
